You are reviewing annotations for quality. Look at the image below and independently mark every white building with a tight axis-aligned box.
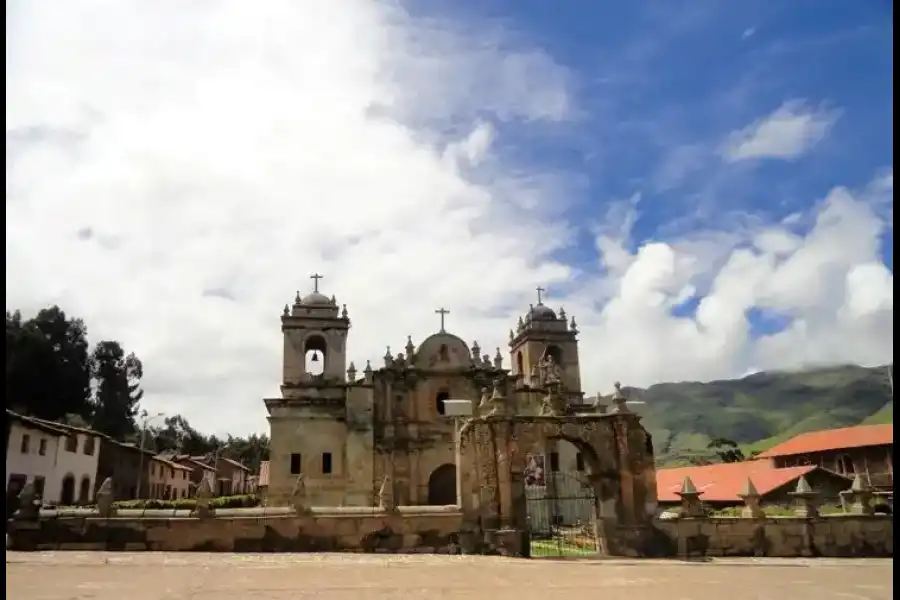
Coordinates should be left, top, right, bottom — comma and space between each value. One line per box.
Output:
6, 410, 66, 502
5, 411, 104, 506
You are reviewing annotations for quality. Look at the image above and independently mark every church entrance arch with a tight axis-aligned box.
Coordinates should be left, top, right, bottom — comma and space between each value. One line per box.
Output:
524, 438, 599, 558
426, 463, 457, 505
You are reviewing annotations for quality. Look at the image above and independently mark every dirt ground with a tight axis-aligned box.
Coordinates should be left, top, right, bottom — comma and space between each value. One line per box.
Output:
5, 552, 894, 600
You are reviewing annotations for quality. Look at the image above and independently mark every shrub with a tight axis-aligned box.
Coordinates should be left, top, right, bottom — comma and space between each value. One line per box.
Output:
112, 494, 260, 510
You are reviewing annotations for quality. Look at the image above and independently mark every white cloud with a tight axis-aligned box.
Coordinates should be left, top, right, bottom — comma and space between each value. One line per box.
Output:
6, 1, 893, 435
720, 100, 840, 162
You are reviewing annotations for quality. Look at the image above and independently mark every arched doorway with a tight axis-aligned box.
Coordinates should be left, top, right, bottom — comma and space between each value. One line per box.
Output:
78, 477, 91, 505
60, 474, 76, 506
426, 464, 457, 505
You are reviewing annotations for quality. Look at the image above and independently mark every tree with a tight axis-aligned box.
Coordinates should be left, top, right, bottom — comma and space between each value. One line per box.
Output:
6, 307, 93, 420
91, 341, 144, 440
707, 437, 746, 463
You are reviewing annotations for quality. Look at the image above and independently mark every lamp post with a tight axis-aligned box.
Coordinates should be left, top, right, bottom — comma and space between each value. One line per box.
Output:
443, 399, 474, 506
135, 412, 165, 499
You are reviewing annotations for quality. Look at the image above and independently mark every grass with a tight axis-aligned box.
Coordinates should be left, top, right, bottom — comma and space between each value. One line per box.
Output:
529, 532, 599, 558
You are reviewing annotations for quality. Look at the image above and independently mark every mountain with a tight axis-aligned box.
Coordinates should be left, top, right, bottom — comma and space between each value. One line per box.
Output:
626, 364, 893, 466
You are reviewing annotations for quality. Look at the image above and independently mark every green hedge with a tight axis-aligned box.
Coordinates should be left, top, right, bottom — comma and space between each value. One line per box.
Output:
112, 494, 260, 510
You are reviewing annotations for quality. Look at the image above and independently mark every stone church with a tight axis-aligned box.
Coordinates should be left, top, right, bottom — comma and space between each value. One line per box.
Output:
264, 276, 590, 507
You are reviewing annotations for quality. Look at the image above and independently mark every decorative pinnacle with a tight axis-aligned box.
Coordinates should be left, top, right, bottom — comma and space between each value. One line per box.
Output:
738, 477, 760, 499
678, 476, 699, 497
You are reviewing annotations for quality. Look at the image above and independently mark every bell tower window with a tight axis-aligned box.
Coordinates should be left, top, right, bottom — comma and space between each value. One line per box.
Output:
304, 335, 327, 376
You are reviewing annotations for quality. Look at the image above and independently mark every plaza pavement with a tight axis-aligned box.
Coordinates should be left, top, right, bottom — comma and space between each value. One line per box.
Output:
6, 551, 894, 599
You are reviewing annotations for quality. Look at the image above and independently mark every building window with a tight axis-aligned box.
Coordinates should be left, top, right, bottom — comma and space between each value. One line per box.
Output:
549, 452, 560, 472
33, 476, 46, 499
83, 436, 96, 456
436, 391, 450, 416
65, 435, 78, 453
322, 452, 333, 475
290, 453, 302, 475
20, 434, 30, 454
38, 439, 47, 456
575, 453, 585, 472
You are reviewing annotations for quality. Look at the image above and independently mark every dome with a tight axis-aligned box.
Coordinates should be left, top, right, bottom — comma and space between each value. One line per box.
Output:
530, 303, 557, 320
301, 291, 331, 305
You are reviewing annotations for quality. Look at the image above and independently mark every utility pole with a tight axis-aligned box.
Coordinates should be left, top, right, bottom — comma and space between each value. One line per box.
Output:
135, 412, 165, 499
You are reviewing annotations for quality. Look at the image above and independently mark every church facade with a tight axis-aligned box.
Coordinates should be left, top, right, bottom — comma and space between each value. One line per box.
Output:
263, 276, 588, 507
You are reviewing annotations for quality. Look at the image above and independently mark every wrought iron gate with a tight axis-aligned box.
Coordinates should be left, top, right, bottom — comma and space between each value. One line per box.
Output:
525, 471, 599, 558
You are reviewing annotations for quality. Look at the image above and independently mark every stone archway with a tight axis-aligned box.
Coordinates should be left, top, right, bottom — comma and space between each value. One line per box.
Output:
457, 412, 656, 557
426, 463, 457, 505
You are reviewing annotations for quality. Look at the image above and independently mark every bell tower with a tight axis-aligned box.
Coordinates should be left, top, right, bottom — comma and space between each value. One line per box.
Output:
508, 286, 582, 397
281, 273, 351, 387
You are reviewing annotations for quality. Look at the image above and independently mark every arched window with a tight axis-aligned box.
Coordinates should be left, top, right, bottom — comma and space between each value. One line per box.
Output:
304, 335, 327, 376
545, 345, 563, 365
435, 390, 450, 416
838, 455, 855, 475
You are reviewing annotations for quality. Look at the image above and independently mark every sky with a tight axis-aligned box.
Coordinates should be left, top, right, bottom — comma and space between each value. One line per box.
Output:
6, 0, 894, 436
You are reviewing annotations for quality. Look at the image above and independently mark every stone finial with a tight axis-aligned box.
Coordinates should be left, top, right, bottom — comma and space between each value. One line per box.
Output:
395, 352, 406, 368
493, 348, 503, 369
405, 335, 415, 358
378, 476, 396, 511
282, 304, 289, 316
676, 476, 705, 518
737, 477, 764, 519
482, 354, 491, 367
291, 474, 309, 515
509, 329, 514, 343
517, 316, 524, 332
570, 316, 578, 333
347, 362, 357, 382
471, 341, 481, 362
843, 474, 875, 515
330, 294, 336, 305
383, 346, 393, 368
486, 377, 510, 417
13, 482, 40, 521
363, 359, 373, 380
195, 474, 214, 519
790, 475, 819, 518
96, 477, 116, 518
341, 304, 349, 319
610, 381, 629, 413
294, 290, 301, 304
559, 307, 566, 321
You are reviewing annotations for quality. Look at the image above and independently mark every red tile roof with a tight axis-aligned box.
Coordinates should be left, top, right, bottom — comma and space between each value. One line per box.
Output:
756, 424, 893, 459
259, 461, 270, 487
656, 460, 823, 503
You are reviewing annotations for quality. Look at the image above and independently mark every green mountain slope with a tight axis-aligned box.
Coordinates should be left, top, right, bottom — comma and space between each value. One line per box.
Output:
629, 364, 893, 466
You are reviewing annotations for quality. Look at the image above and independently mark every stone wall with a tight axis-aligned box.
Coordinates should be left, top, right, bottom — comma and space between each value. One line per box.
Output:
642, 515, 893, 558
8, 505, 464, 554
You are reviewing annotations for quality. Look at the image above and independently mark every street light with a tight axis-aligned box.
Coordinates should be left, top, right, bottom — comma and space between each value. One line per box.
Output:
135, 412, 165, 499
443, 399, 473, 506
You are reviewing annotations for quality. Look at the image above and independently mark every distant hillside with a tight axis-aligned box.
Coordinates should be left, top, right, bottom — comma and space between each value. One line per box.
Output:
629, 364, 893, 466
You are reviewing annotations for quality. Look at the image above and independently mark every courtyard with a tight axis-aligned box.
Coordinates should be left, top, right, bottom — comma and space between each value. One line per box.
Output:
5, 552, 893, 600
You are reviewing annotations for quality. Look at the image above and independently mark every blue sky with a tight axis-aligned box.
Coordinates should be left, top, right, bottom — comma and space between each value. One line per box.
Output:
413, 0, 894, 269
6, 1, 893, 433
